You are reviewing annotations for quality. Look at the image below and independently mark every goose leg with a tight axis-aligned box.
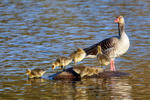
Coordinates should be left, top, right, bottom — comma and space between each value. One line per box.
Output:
110, 60, 116, 71
112, 60, 116, 71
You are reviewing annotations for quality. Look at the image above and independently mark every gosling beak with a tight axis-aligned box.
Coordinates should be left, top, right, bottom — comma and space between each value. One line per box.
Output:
52, 65, 55, 70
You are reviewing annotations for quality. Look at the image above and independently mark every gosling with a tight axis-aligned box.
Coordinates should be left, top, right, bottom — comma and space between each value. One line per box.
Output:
26, 68, 46, 78
52, 56, 72, 70
70, 48, 86, 65
73, 66, 104, 78
97, 45, 111, 66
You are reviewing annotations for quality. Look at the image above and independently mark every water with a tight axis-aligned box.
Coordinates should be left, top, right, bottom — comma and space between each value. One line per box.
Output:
0, 0, 150, 99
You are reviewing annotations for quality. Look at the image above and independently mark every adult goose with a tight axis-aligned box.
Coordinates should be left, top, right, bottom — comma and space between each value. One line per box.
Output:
84, 16, 130, 71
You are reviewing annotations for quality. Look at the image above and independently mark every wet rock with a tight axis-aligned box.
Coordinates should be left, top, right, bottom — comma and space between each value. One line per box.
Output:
48, 66, 129, 81
49, 67, 80, 81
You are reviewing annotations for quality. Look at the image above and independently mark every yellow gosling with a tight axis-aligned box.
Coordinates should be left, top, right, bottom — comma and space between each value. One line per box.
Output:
70, 48, 86, 65
52, 56, 72, 70
73, 66, 104, 78
26, 68, 46, 78
97, 46, 110, 66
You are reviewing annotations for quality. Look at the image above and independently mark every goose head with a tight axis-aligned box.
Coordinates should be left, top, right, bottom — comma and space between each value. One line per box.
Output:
114, 16, 124, 24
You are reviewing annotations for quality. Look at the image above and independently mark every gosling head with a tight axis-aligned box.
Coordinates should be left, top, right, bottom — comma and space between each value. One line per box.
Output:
77, 48, 84, 52
26, 69, 31, 75
97, 45, 102, 54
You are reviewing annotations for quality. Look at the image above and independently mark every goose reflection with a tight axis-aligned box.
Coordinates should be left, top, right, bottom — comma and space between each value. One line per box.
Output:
109, 77, 132, 100
73, 77, 132, 100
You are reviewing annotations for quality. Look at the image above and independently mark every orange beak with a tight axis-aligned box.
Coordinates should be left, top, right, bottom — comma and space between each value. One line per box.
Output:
114, 18, 119, 23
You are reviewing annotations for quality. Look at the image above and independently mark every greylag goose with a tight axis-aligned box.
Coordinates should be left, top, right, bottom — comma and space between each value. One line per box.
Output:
26, 68, 46, 78
70, 48, 86, 65
97, 45, 111, 66
84, 16, 130, 71
52, 56, 72, 70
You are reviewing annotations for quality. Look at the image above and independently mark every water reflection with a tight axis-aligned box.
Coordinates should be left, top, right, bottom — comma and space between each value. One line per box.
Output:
110, 78, 132, 100
75, 77, 132, 100
26, 78, 47, 85
49, 77, 132, 100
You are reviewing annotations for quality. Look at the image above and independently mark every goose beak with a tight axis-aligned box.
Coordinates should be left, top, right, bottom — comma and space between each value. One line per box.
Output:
114, 18, 119, 23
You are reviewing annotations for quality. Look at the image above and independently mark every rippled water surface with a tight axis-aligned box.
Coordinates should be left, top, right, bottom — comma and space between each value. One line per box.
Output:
0, 0, 150, 99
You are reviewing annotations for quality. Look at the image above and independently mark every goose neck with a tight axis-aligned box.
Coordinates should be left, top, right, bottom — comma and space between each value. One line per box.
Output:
118, 23, 125, 37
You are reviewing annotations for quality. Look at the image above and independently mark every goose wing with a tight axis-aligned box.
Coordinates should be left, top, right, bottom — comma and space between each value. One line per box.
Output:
84, 36, 119, 56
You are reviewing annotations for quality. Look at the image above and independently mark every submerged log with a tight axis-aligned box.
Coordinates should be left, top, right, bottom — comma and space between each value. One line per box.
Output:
48, 66, 129, 81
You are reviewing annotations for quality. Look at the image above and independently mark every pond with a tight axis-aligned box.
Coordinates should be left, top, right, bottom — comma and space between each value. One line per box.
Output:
0, 0, 150, 99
